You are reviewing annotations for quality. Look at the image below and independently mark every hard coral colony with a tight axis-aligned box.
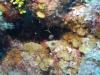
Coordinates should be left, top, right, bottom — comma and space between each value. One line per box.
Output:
0, 0, 100, 75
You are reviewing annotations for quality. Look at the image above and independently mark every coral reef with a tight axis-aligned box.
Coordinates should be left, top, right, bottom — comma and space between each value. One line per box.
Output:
10, 0, 26, 14
0, 0, 99, 75
0, 10, 14, 30
78, 41, 100, 75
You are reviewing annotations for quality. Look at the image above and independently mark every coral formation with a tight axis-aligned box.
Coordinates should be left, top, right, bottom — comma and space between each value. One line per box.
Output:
0, 10, 14, 30
10, 0, 26, 14
78, 41, 100, 75
0, 0, 99, 75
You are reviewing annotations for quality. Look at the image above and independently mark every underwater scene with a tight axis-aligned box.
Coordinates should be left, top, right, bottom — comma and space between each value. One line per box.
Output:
0, 0, 100, 75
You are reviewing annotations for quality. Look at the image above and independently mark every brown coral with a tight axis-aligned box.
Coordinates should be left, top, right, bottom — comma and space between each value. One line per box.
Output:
5, 48, 22, 66
64, 16, 88, 36
62, 32, 82, 48
30, 0, 61, 17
